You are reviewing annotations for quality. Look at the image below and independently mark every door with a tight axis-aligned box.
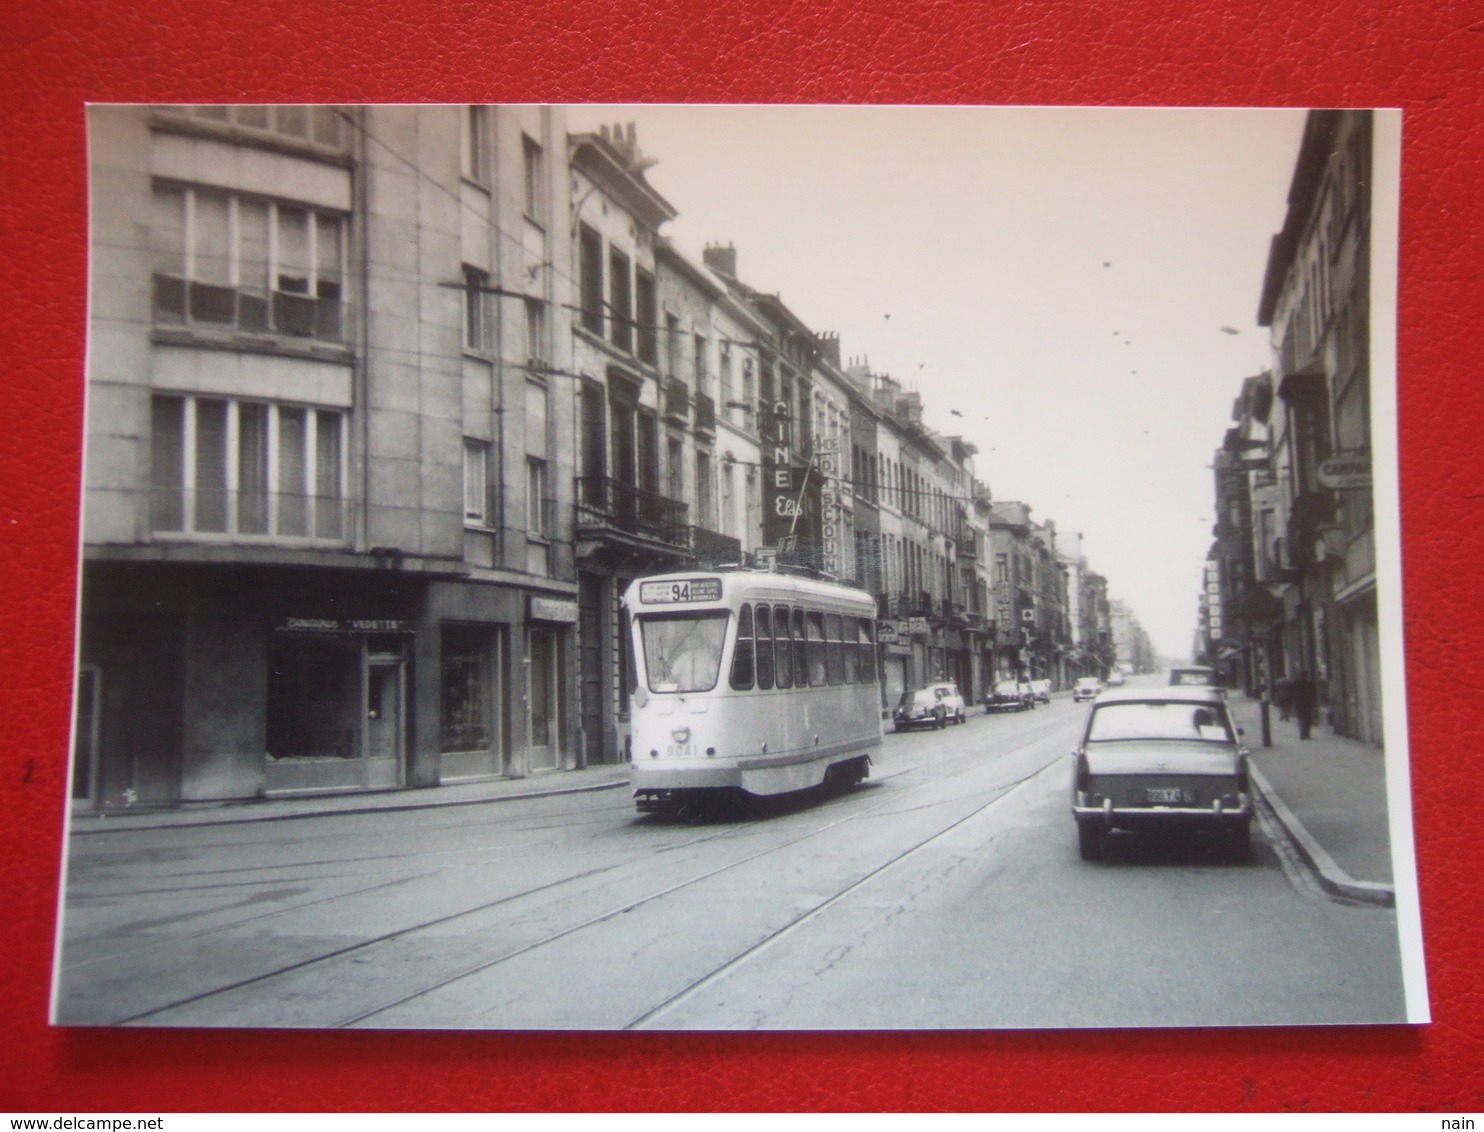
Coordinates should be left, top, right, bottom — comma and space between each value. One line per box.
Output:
365, 660, 405, 788
528, 627, 561, 772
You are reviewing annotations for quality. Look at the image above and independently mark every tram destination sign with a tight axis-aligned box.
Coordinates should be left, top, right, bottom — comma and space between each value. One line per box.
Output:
639, 577, 723, 604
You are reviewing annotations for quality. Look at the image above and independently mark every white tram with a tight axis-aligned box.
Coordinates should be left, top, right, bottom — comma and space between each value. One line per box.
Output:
621, 569, 884, 811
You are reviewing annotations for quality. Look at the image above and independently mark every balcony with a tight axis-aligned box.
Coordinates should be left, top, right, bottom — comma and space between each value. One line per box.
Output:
574, 476, 691, 554
154, 275, 346, 343
150, 487, 353, 545
694, 392, 716, 436
665, 377, 690, 424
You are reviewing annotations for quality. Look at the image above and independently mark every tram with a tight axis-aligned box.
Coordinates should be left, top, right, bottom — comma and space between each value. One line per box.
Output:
621, 568, 884, 812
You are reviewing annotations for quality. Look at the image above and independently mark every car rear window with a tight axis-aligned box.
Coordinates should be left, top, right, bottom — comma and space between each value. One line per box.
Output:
1086, 701, 1234, 742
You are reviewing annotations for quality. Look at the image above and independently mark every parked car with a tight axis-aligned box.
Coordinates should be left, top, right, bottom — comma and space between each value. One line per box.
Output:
1072, 676, 1101, 703
1070, 686, 1252, 861
1104, 669, 1125, 686
985, 679, 1032, 713
893, 682, 967, 731
1029, 678, 1052, 704
1168, 665, 1219, 688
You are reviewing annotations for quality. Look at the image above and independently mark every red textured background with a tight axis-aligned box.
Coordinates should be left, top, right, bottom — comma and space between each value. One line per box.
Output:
2, 0, 1480, 1113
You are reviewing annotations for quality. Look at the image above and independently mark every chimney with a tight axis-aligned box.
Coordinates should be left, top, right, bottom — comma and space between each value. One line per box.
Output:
703, 242, 737, 277
816, 331, 841, 369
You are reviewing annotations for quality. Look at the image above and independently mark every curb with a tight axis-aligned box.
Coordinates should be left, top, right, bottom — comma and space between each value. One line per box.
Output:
67, 776, 631, 835
1249, 763, 1394, 907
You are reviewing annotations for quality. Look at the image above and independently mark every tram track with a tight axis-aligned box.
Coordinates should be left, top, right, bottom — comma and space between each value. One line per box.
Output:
333, 724, 1072, 1028
81, 706, 1077, 1028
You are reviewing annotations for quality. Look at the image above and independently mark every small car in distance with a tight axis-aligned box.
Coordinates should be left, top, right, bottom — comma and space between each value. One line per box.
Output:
985, 679, 1031, 713
1072, 676, 1101, 703
893, 682, 966, 730
1071, 686, 1253, 861
1104, 669, 1125, 686
1169, 665, 1219, 688
1029, 678, 1052, 704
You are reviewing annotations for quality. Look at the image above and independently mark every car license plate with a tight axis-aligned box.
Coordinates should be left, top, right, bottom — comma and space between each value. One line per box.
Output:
1146, 786, 1185, 804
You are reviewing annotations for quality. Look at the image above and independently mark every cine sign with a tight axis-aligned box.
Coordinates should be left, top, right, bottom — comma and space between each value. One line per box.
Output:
1317, 452, 1371, 491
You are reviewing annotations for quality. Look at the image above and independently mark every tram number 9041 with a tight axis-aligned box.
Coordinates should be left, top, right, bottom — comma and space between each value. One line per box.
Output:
638, 578, 722, 605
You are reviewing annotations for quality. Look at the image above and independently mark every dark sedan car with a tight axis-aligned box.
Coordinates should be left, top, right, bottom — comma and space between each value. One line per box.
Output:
1071, 686, 1252, 861
985, 679, 1031, 713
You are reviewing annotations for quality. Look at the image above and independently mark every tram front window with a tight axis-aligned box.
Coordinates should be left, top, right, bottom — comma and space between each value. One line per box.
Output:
639, 613, 729, 693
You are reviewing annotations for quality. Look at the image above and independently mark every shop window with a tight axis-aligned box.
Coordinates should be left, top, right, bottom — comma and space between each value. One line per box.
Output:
441, 626, 494, 753
151, 183, 346, 342
151, 395, 346, 541
266, 634, 361, 759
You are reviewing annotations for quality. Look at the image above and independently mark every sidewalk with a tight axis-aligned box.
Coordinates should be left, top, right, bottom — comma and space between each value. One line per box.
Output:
1226, 694, 1396, 906
66, 762, 633, 835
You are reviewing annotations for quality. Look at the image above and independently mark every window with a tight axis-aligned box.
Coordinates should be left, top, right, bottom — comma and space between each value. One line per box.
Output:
521, 134, 544, 220
526, 456, 549, 537
729, 604, 756, 691
635, 269, 657, 364
463, 265, 488, 352
609, 247, 632, 352
695, 450, 714, 529
152, 184, 346, 342
774, 604, 793, 689
641, 612, 729, 693
525, 299, 546, 368
693, 334, 708, 391
667, 436, 685, 501
464, 439, 490, 524
792, 608, 808, 688
462, 105, 488, 182
151, 395, 345, 540
665, 313, 681, 377
441, 626, 494, 753
806, 611, 827, 687
719, 345, 734, 422
578, 224, 603, 335
859, 617, 877, 683
825, 612, 844, 685
754, 604, 775, 690
158, 105, 345, 149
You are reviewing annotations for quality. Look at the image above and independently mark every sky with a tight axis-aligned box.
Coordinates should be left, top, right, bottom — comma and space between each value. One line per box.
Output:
568, 105, 1309, 660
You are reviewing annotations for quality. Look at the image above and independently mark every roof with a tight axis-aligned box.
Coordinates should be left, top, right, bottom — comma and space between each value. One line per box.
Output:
1091, 686, 1227, 706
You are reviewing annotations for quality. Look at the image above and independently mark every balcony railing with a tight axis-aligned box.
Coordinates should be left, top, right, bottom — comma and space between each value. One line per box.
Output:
575, 476, 691, 549
151, 488, 352, 544
154, 274, 346, 343
665, 377, 690, 423
694, 392, 716, 435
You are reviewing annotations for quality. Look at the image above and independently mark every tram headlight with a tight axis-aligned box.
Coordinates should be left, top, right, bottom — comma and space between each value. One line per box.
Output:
671, 727, 691, 744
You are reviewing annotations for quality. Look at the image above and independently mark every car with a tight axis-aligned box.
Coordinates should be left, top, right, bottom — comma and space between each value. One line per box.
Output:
893, 682, 966, 730
1071, 686, 1253, 861
1104, 669, 1125, 686
985, 679, 1032, 713
1168, 665, 1219, 688
1072, 676, 1101, 703
1029, 678, 1052, 704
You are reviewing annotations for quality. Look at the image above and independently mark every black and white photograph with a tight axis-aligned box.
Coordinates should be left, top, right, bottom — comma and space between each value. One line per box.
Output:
53, 103, 1424, 1030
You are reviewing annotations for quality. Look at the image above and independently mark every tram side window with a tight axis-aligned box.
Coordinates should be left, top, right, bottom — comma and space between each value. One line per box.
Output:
773, 604, 793, 689
755, 604, 775, 690
844, 615, 861, 683
806, 611, 827, 686
825, 613, 844, 685
792, 608, 808, 688
859, 617, 877, 683
730, 603, 755, 690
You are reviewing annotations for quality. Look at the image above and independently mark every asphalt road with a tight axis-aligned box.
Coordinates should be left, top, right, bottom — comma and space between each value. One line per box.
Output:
54, 690, 1407, 1030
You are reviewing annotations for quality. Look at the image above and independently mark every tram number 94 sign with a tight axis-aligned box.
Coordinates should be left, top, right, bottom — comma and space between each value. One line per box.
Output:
638, 578, 723, 604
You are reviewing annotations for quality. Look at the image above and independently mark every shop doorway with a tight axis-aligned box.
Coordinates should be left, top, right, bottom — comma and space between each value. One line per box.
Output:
528, 627, 562, 772
365, 658, 405, 789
